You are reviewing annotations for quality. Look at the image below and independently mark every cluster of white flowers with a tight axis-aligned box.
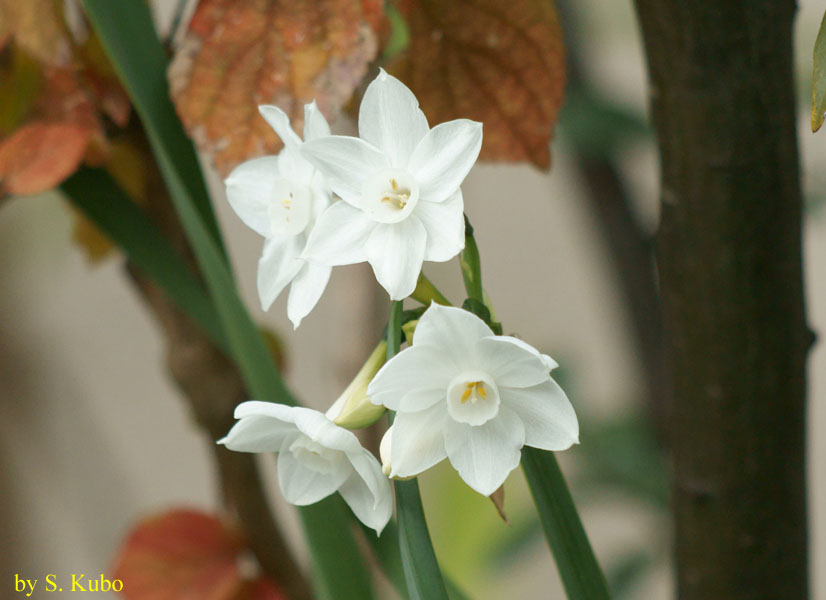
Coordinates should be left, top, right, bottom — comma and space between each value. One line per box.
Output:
220, 71, 579, 534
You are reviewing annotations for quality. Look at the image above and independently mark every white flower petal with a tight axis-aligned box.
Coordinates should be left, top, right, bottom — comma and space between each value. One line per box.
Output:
338, 472, 392, 535
368, 344, 454, 411
277, 438, 352, 505
340, 446, 394, 534
287, 262, 332, 329
289, 406, 365, 454
413, 303, 493, 366
408, 119, 482, 202
225, 156, 279, 237
259, 105, 302, 150
303, 100, 331, 141
475, 336, 554, 388
415, 190, 465, 262
487, 335, 559, 372
234, 399, 297, 422
257, 236, 304, 311
365, 216, 427, 300
359, 69, 429, 167
390, 403, 449, 478
301, 136, 390, 206
217, 401, 299, 452
501, 379, 579, 450
303, 201, 375, 266
276, 146, 315, 184
444, 407, 525, 496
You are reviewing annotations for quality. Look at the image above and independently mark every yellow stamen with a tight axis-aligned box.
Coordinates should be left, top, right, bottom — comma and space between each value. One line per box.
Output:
461, 386, 472, 403
476, 383, 487, 399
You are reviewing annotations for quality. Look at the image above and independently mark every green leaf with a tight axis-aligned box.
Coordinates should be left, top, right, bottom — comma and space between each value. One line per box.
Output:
80, 2, 224, 253
362, 521, 471, 600
459, 215, 483, 303
387, 300, 450, 600
522, 448, 611, 600
461, 297, 492, 325
300, 496, 376, 600
61, 167, 228, 353
813, 10, 826, 132
82, 3, 375, 598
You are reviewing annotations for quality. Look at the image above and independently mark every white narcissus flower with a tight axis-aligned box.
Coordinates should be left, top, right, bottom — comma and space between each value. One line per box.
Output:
219, 401, 393, 534
301, 70, 483, 300
367, 303, 579, 496
225, 102, 333, 328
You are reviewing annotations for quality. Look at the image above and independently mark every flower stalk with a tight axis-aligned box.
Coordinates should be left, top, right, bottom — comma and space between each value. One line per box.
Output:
387, 300, 450, 600
411, 273, 451, 307
460, 215, 483, 303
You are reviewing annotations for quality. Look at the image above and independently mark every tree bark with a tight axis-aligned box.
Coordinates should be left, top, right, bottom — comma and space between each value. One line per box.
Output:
632, 2, 811, 599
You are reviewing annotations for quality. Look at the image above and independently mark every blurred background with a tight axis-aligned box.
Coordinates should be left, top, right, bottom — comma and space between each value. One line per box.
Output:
1, 0, 825, 598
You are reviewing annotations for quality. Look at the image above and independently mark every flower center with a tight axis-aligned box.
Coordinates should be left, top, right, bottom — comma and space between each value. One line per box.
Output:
269, 176, 313, 236
288, 436, 344, 474
361, 168, 420, 224
446, 371, 500, 426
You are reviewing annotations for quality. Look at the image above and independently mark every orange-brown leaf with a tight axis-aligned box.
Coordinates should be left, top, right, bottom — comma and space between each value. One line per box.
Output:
0, 122, 90, 195
111, 509, 285, 600
168, 0, 384, 174
0, 2, 132, 198
387, 0, 566, 169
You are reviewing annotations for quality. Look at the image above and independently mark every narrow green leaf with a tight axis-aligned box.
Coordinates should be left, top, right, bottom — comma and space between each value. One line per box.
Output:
522, 448, 611, 600
300, 496, 376, 600
387, 300, 450, 600
363, 522, 471, 600
459, 215, 483, 303
62, 167, 228, 353
80, 1, 224, 252
82, 3, 375, 598
82, 0, 288, 405
813, 10, 826, 132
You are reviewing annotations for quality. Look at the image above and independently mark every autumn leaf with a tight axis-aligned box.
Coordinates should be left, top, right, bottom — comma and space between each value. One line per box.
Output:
386, 0, 566, 169
812, 9, 826, 132
0, 122, 90, 195
168, 0, 383, 174
0, 1, 132, 201
111, 508, 286, 600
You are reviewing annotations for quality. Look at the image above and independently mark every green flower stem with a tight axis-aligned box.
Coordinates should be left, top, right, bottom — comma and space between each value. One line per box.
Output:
459, 215, 483, 303
411, 273, 451, 306
387, 300, 450, 600
522, 448, 611, 599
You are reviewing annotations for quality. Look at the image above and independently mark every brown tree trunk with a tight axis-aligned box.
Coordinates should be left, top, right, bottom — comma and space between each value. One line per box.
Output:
632, 2, 811, 598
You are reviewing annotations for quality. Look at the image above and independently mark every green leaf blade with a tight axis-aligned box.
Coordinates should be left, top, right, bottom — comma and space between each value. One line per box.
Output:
61, 167, 228, 353
522, 447, 611, 600
82, 3, 376, 598
812, 10, 826, 132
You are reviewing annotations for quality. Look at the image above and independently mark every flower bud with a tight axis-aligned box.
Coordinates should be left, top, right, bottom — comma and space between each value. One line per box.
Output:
402, 319, 418, 345
379, 427, 413, 480
330, 341, 388, 429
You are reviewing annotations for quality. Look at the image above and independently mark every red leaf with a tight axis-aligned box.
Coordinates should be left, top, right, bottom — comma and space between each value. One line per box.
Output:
387, 0, 566, 169
0, 122, 91, 195
111, 509, 286, 600
168, 0, 384, 174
